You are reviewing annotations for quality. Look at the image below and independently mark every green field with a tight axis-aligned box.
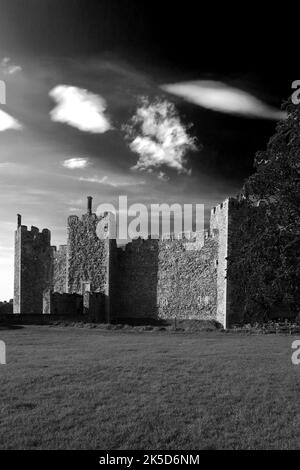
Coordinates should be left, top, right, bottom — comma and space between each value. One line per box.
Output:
0, 325, 299, 449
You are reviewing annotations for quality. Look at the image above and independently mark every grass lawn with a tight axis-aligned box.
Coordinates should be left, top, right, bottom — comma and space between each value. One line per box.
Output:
0, 325, 299, 450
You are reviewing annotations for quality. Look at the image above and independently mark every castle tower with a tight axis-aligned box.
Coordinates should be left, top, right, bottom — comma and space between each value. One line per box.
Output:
66, 196, 117, 321
209, 197, 237, 328
14, 215, 53, 314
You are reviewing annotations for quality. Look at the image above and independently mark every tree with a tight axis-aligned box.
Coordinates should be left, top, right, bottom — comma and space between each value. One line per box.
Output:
228, 98, 300, 322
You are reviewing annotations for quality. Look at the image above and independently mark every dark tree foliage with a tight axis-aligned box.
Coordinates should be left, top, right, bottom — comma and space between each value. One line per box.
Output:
228, 99, 300, 322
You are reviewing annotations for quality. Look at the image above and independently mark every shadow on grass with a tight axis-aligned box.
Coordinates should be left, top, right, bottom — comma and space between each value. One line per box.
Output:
0, 324, 24, 330
112, 317, 170, 327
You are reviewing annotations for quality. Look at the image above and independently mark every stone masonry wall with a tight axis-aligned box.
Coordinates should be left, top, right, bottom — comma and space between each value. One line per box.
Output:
83, 292, 106, 322
14, 225, 53, 314
66, 212, 111, 297
53, 245, 67, 293
13, 226, 21, 313
210, 197, 240, 328
0, 300, 13, 315
115, 234, 219, 323
210, 200, 229, 328
43, 290, 83, 315
157, 235, 218, 321
115, 239, 159, 319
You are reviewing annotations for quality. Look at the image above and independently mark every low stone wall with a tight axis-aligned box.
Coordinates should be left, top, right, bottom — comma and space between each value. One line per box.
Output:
0, 301, 13, 315
42, 290, 106, 321
83, 292, 106, 322
43, 291, 83, 315
0, 314, 84, 325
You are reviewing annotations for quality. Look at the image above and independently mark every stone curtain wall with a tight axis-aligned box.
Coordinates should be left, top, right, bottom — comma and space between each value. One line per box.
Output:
115, 239, 159, 319
53, 245, 67, 293
115, 235, 219, 323
66, 213, 110, 296
157, 236, 218, 321
14, 225, 53, 313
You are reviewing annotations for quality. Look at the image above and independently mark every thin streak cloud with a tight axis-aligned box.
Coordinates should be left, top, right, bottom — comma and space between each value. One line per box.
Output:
78, 175, 145, 187
161, 81, 286, 120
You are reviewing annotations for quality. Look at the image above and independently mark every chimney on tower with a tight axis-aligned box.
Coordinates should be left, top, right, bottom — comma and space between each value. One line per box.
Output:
17, 214, 21, 228
87, 196, 93, 215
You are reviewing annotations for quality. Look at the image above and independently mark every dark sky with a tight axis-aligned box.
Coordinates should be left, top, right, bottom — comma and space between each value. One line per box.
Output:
0, 0, 298, 298
0, 0, 296, 178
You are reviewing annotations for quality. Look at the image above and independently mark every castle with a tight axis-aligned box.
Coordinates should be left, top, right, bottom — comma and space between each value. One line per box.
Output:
13, 196, 241, 328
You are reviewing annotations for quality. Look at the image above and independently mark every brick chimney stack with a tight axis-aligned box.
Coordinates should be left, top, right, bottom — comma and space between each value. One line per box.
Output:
87, 196, 93, 215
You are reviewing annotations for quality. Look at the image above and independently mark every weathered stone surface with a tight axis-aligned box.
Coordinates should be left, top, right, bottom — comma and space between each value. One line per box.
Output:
14, 225, 53, 314
0, 300, 13, 315
115, 235, 218, 322
53, 245, 67, 293
83, 291, 106, 322
210, 200, 229, 327
157, 236, 218, 320
66, 213, 110, 295
115, 239, 159, 319
210, 198, 241, 328
43, 290, 83, 315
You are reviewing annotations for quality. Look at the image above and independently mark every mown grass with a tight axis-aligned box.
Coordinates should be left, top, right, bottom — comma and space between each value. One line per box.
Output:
0, 325, 299, 449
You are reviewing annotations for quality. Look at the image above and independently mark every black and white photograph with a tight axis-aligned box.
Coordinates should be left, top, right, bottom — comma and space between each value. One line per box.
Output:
0, 0, 299, 458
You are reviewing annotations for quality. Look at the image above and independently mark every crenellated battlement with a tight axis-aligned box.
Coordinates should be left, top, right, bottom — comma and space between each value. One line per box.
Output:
210, 196, 238, 219
18, 223, 51, 244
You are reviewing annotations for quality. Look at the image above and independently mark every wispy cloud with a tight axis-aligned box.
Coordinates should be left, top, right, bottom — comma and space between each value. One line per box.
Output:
78, 175, 145, 188
79, 175, 108, 184
49, 85, 112, 133
62, 157, 91, 170
123, 97, 197, 176
161, 81, 286, 120
68, 198, 84, 206
1, 57, 22, 75
0, 110, 22, 131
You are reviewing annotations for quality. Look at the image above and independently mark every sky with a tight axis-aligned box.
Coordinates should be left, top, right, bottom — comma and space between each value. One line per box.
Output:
0, 0, 298, 300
